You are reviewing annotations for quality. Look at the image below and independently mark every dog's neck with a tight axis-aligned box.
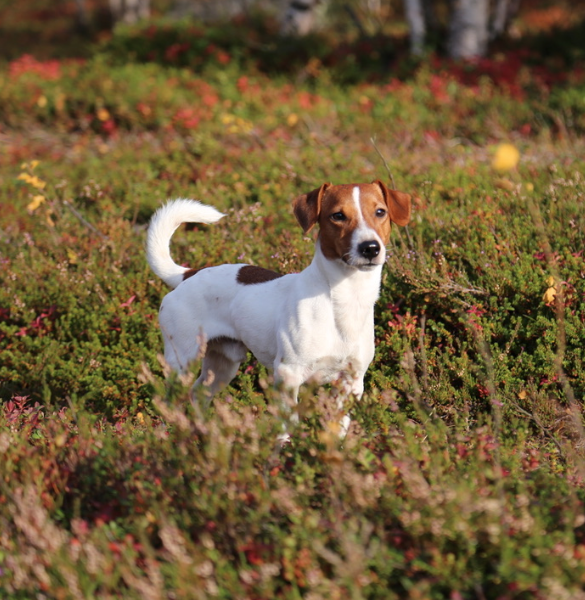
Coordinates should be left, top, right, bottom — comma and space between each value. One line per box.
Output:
309, 240, 383, 325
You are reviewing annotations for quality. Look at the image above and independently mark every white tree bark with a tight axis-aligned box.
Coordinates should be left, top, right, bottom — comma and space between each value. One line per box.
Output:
448, 0, 489, 60
280, 0, 321, 35
74, 0, 90, 32
490, 0, 520, 40
403, 0, 427, 55
170, 0, 263, 22
109, 0, 150, 24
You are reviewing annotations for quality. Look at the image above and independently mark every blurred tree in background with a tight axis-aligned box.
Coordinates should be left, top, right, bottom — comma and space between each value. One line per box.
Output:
72, 0, 582, 61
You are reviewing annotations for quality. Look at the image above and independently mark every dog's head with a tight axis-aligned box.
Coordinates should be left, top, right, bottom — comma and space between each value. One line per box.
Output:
293, 181, 412, 269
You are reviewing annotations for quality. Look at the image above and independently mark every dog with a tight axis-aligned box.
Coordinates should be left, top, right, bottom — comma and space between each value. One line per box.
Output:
147, 181, 412, 434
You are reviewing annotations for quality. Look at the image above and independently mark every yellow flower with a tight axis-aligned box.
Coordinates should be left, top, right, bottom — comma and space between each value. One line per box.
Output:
492, 143, 520, 172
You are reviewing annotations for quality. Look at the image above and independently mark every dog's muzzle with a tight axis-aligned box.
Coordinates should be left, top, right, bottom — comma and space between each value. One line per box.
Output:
358, 240, 381, 260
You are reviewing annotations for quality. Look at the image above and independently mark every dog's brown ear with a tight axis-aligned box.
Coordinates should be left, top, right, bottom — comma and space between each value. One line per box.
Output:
373, 180, 412, 227
293, 183, 332, 233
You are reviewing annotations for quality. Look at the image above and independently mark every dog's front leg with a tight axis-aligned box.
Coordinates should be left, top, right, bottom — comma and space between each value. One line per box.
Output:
273, 362, 304, 442
336, 371, 366, 437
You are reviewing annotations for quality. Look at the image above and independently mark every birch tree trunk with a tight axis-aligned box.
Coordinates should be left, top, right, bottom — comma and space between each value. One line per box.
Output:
74, 0, 90, 32
447, 0, 489, 59
490, 0, 520, 40
403, 0, 427, 55
280, 0, 321, 35
109, 0, 150, 24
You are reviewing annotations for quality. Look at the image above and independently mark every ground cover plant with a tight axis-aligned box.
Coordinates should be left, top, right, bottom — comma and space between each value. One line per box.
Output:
1, 1, 585, 597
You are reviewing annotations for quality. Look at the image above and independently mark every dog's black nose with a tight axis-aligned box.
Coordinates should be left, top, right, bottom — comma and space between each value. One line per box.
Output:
358, 240, 380, 260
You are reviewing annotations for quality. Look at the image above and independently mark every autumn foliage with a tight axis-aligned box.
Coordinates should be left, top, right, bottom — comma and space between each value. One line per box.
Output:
1, 3, 585, 598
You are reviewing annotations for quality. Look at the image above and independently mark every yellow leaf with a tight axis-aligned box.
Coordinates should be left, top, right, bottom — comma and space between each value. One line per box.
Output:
66, 249, 78, 264
492, 143, 520, 172
55, 92, 66, 112
29, 175, 46, 190
17, 173, 33, 184
494, 178, 515, 191
320, 449, 344, 464
96, 107, 110, 121
543, 287, 557, 304
546, 275, 555, 287
27, 195, 45, 212
37, 95, 47, 108
287, 113, 299, 127
517, 390, 527, 400
326, 420, 341, 436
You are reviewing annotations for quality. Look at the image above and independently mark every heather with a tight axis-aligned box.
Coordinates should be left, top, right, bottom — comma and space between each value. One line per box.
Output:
1, 3, 585, 598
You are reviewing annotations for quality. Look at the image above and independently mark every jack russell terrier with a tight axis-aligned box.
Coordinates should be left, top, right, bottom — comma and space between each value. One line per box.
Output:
147, 181, 412, 434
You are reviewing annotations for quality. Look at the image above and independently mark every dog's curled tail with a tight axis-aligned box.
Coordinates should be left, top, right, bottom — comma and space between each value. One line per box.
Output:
146, 199, 225, 288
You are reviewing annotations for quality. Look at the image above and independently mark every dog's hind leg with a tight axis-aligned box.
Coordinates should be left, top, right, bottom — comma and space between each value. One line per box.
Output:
162, 333, 202, 375
192, 338, 247, 405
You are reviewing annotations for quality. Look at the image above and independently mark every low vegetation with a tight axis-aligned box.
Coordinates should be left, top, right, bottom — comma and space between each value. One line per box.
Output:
1, 4, 585, 598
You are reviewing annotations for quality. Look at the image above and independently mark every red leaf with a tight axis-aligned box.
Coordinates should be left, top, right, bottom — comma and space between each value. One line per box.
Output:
120, 295, 136, 308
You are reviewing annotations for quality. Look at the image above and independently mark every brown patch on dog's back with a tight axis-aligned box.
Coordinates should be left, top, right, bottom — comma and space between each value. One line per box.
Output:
183, 268, 201, 281
183, 264, 216, 281
237, 265, 283, 285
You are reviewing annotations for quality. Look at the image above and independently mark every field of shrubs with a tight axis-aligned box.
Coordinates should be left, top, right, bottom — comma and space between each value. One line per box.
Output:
1, 3, 585, 598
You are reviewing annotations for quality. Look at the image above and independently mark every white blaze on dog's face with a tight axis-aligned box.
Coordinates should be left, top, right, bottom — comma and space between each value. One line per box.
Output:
293, 180, 412, 269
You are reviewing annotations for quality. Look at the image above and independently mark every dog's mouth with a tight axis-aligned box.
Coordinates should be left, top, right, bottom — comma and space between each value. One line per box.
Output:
343, 238, 386, 269
342, 256, 384, 270
356, 261, 381, 271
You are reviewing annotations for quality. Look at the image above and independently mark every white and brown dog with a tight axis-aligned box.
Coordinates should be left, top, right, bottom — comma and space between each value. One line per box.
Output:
147, 181, 411, 433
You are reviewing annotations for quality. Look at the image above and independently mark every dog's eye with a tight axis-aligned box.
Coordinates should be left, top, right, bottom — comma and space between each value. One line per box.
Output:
330, 212, 347, 222
375, 208, 387, 218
